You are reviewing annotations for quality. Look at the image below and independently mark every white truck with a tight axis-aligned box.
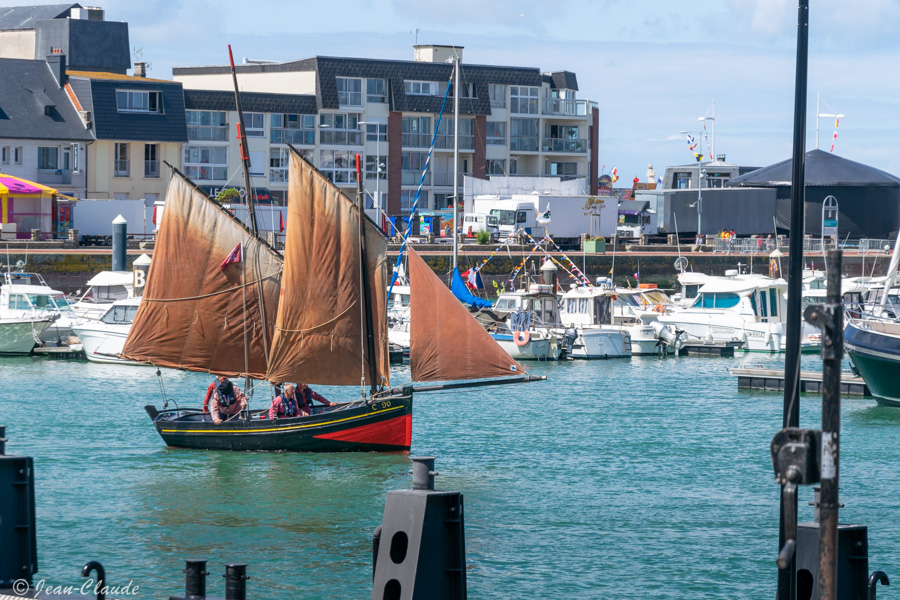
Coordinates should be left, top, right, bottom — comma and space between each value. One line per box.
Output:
615, 199, 657, 238
471, 194, 617, 248
461, 212, 501, 241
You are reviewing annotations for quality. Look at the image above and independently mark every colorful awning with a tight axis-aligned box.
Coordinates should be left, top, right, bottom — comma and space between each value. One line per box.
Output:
0, 173, 60, 224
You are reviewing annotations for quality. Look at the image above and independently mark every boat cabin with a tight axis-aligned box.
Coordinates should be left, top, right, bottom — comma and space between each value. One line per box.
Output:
687, 274, 787, 323
558, 284, 615, 326
493, 285, 560, 326
99, 297, 141, 325
1, 273, 74, 321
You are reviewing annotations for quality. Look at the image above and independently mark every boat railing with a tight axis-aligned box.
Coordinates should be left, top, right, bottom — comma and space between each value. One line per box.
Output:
847, 315, 900, 336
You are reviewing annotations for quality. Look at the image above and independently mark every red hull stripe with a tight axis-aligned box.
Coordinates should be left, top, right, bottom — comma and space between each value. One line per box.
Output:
315, 414, 412, 447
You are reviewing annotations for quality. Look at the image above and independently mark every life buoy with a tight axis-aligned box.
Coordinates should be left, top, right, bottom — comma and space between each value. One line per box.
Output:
513, 330, 530, 346
654, 304, 665, 314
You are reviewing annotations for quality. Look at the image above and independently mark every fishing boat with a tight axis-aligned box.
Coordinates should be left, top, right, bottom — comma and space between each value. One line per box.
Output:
71, 297, 143, 365
556, 283, 632, 359
486, 285, 561, 360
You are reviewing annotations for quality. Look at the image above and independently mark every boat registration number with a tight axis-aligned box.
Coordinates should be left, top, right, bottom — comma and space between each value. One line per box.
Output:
373, 400, 393, 411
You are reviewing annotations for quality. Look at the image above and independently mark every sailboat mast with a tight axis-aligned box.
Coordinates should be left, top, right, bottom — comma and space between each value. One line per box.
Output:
357, 154, 379, 397
228, 44, 259, 237
452, 55, 460, 271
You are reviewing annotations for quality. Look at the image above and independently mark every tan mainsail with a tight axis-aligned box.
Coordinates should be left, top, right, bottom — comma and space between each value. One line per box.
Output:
408, 247, 525, 382
266, 150, 390, 387
121, 174, 282, 378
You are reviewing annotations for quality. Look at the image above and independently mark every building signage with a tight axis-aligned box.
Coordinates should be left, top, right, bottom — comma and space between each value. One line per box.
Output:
72, 143, 80, 174
822, 195, 838, 237
201, 186, 273, 204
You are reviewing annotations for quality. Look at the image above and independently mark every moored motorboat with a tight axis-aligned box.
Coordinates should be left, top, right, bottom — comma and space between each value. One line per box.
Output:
844, 318, 900, 407
0, 314, 53, 354
72, 297, 143, 365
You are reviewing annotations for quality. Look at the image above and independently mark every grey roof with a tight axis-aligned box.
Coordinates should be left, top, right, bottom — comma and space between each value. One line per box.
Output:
68, 74, 187, 143
35, 18, 130, 72
0, 3, 79, 30
184, 89, 318, 114
175, 55, 544, 115
544, 71, 578, 91
727, 149, 900, 187
0, 58, 92, 141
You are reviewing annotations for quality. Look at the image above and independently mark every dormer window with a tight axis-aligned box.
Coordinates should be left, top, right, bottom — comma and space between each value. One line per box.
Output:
116, 90, 163, 114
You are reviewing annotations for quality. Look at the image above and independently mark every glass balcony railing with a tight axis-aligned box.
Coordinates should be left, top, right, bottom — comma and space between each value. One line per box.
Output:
188, 127, 228, 141
401, 133, 432, 148
510, 136, 539, 152
542, 98, 589, 117
542, 138, 587, 153
402, 170, 431, 186
433, 134, 475, 151
319, 130, 363, 146
271, 129, 315, 145
432, 171, 469, 187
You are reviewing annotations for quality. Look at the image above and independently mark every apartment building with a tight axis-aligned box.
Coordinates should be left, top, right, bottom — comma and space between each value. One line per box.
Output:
173, 45, 599, 217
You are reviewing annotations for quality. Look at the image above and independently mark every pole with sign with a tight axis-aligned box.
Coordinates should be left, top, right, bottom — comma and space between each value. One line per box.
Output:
821, 195, 838, 275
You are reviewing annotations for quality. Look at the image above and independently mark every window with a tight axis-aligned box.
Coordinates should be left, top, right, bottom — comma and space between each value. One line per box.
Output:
144, 144, 159, 178
270, 147, 290, 182
698, 292, 741, 309
486, 159, 506, 175
38, 147, 58, 170
769, 288, 779, 316
319, 113, 362, 145
62, 146, 71, 170
249, 151, 265, 176
402, 116, 431, 148
187, 110, 228, 141
489, 84, 506, 108
547, 161, 578, 176
116, 90, 162, 113
1, 147, 8, 165
183, 145, 227, 181
510, 118, 539, 151
365, 155, 387, 179
318, 149, 357, 184
402, 151, 430, 185
675, 172, 692, 189
336, 77, 362, 106
245, 112, 265, 137
404, 80, 434, 95
14, 147, 22, 165
486, 121, 506, 145
366, 123, 387, 142
114, 143, 129, 177
270, 114, 315, 145
401, 189, 427, 212
509, 86, 539, 114
367, 79, 387, 103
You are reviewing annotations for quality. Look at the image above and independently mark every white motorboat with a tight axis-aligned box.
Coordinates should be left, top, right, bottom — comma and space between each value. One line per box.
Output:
556, 284, 632, 359
488, 286, 561, 361
0, 315, 53, 354
69, 270, 134, 321
0, 272, 78, 343
611, 285, 680, 355
659, 269, 820, 352
71, 297, 143, 364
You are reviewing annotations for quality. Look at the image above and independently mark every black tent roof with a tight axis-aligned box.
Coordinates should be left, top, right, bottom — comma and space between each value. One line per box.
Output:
727, 149, 900, 188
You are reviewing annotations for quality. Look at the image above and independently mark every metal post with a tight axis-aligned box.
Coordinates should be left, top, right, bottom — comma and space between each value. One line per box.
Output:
697, 170, 703, 235
778, 2, 809, 600
112, 215, 127, 271
223, 564, 248, 600
818, 249, 843, 600
452, 56, 460, 271
183, 559, 208, 600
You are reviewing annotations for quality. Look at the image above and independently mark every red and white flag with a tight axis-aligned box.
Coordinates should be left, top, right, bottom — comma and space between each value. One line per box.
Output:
220, 242, 242, 271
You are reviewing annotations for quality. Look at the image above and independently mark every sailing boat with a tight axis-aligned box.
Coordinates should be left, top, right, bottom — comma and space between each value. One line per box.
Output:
128, 148, 537, 452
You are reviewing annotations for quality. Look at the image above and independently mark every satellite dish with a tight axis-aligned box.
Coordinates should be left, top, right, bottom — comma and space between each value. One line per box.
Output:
674, 257, 689, 272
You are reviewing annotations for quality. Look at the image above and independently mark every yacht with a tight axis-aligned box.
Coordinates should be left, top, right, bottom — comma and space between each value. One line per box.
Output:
659, 270, 820, 352
71, 297, 143, 364
0, 272, 78, 344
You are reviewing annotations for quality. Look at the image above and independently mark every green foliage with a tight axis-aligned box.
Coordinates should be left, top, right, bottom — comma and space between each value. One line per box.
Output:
475, 229, 492, 244
215, 187, 241, 205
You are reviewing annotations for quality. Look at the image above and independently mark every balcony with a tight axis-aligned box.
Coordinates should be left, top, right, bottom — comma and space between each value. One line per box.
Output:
36, 169, 72, 185
401, 133, 432, 148
542, 98, 589, 117
271, 129, 315, 145
319, 130, 363, 146
542, 138, 587, 153
402, 170, 431, 186
432, 171, 468, 187
188, 127, 228, 141
433, 134, 475, 151
510, 137, 539, 152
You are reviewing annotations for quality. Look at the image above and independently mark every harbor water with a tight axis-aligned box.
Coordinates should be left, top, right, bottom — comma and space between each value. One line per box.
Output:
3, 353, 900, 599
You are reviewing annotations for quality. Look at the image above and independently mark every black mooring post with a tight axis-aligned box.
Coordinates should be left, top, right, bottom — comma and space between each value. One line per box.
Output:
818, 250, 843, 599
184, 559, 208, 600
778, 2, 809, 599
223, 563, 248, 600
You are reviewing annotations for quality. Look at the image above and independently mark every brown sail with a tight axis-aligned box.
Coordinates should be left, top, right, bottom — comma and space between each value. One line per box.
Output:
121, 174, 282, 378
408, 247, 526, 382
266, 150, 390, 387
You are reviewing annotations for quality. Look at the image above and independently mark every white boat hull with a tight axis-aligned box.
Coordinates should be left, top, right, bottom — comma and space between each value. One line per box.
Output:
659, 315, 820, 353
0, 318, 49, 354
72, 323, 142, 365
564, 328, 631, 359
627, 324, 676, 355
492, 333, 560, 361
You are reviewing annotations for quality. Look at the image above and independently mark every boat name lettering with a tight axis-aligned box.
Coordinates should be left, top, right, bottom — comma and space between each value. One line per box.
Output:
373, 400, 392, 411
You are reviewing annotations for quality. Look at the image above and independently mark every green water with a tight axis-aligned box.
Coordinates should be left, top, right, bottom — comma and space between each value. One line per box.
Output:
3, 353, 900, 599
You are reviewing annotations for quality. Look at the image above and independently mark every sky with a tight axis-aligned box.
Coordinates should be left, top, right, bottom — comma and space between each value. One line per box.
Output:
11, 0, 900, 183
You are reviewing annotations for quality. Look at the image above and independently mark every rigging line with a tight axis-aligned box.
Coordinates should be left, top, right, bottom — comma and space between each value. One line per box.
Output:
140, 271, 282, 303
358, 182, 366, 394
274, 300, 358, 333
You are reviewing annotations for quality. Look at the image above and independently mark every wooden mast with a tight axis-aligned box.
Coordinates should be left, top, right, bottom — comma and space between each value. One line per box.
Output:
357, 154, 379, 397
228, 44, 259, 236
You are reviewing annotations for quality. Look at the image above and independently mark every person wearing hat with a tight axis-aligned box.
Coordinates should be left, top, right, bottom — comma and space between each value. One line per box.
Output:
208, 374, 248, 424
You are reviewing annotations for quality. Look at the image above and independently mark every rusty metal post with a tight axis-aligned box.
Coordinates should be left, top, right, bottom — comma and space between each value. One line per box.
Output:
803, 249, 843, 600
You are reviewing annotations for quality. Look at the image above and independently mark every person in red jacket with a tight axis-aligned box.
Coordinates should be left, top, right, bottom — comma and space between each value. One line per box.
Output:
296, 382, 334, 416
268, 384, 302, 419
205, 375, 247, 424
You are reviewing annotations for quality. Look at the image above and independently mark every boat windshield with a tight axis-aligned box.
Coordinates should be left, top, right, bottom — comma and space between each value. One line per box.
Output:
101, 303, 140, 325
14, 293, 74, 313
494, 297, 519, 311
694, 292, 741, 309
490, 209, 516, 226
49, 293, 74, 313
81, 285, 130, 304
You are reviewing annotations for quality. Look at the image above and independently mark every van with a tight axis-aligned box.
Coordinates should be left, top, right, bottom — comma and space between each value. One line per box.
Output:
462, 213, 500, 241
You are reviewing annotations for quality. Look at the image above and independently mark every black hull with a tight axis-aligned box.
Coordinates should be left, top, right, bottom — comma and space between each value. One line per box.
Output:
145, 389, 413, 452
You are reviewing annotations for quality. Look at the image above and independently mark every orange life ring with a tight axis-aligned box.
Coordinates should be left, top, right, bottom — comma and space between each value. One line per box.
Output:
654, 304, 665, 314
513, 330, 530, 346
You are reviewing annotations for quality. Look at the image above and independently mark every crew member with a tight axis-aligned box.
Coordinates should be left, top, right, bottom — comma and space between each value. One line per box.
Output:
209, 375, 248, 424
296, 382, 334, 416
268, 384, 303, 419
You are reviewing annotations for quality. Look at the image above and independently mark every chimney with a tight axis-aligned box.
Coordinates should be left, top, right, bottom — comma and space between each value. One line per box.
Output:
134, 62, 146, 78
46, 53, 67, 87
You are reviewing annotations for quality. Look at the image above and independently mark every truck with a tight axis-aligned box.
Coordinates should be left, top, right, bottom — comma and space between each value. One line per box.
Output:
616, 200, 657, 239
461, 212, 500, 241
471, 194, 617, 249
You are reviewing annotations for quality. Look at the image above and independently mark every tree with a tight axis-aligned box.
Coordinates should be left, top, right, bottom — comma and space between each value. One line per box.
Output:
215, 187, 241, 205
582, 196, 607, 238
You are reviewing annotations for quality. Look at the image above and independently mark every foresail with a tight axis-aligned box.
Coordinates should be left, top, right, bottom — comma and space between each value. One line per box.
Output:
266, 150, 390, 387
408, 247, 526, 382
121, 174, 282, 378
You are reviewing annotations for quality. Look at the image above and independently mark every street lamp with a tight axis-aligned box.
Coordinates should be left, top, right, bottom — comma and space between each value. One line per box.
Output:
358, 121, 386, 224
698, 99, 716, 160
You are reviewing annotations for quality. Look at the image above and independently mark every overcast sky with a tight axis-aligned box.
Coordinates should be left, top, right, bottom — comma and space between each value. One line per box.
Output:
11, 0, 900, 183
